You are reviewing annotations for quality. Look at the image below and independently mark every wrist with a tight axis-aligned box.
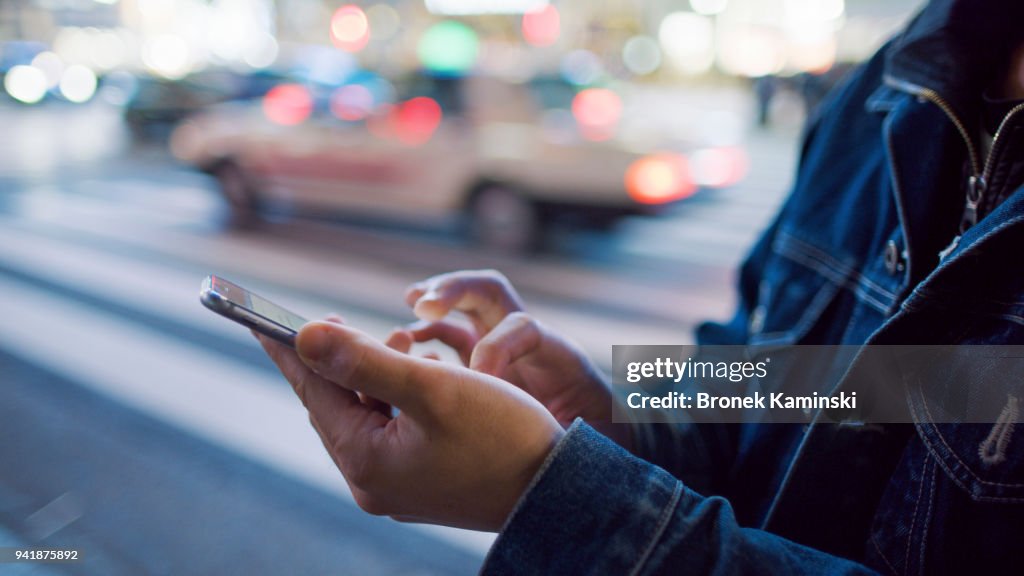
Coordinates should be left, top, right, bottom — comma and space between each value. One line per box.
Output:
489, 422, 566, 532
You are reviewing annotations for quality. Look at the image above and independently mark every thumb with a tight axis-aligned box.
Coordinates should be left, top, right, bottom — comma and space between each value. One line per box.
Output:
296, 321, 425, 413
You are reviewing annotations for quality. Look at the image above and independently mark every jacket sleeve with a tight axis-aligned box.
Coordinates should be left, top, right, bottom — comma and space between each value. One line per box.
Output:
481, 420, 876, 576
624, 210, 782, 494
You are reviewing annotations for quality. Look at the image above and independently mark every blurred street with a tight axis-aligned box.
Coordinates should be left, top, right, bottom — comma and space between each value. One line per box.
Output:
0, 92, 795, 574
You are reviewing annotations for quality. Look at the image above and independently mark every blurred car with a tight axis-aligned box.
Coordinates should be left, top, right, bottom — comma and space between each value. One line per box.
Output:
171, 72, 746, 250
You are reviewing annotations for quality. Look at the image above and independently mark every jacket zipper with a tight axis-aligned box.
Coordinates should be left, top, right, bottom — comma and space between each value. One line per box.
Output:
884, 75, 1024, 232
974, 102, 1024, 227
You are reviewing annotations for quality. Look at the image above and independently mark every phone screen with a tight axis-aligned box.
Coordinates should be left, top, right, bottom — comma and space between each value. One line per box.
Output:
209, 276, 308, 332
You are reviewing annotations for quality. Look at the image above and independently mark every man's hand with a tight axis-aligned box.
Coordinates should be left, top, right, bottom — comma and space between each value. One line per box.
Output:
403, 270, 631, 449
257, 320, 564, 532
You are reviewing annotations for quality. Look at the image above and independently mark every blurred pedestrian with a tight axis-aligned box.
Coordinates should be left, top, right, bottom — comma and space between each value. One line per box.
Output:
753, 74, 777, 127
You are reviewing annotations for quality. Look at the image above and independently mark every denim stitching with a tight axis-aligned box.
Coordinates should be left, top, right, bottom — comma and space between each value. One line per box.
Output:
904, 452, 928, 574
775, 241, 893, 314
908, 398, 1024, 502
871, 532, 901, 576
777, 231, 899, 303
917, 457, 937, 576
916, 393, 1024, 488
785, 232, 899, 301
779, 247, 890, 312
629, 481, 683, 576
909, 431, 1024, 502
773, 237, 850, 284
782, 248, 888, 309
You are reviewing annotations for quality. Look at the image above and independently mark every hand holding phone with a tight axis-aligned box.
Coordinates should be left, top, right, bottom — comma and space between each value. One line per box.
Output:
200, 275, 308, 348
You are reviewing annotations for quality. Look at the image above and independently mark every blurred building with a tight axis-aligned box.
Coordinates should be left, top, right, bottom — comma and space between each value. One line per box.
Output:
1, 0, 922, 78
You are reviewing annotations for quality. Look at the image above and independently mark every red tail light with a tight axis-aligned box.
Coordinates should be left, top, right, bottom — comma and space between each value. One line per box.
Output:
625, 154, 696, 204
263, 84, 313, 126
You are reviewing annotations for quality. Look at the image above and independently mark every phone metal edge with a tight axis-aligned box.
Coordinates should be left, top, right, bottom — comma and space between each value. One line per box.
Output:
200, 275, 298, 348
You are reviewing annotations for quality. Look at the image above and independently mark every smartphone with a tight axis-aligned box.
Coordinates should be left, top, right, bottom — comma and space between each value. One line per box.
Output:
200, 275, 308, 348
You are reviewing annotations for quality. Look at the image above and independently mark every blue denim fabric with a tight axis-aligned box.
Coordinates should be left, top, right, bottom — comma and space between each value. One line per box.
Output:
482, 1, 1024, 574
484, 420, 872, 576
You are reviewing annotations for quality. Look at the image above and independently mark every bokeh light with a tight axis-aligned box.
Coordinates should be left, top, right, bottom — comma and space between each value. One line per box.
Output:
625, 154, 695, 204
245, 34, 280, 69
59, 65, 98, 104
90, 30, 127, 71
787, 33, 837, 73
366, 4, 401, 42
717, 26, 786, 77
142, 34, 192, 80
331, 5, 371, 53
560, 49, 603, 86
425, 0, 551, 15
263, 84, 314, 126
31, 51, 64, 89
392, 97, 443, 145
4, 65, 48, 104
659, 12, 715, 75
785, 0, 845, 23
417, 21, 479, 75
522, 5, 560, 47
572, 88, 622, 141
622, 36, 662, 76
690, 0, 728, 16
52, 27, 90, 67
331, 84, 375, 121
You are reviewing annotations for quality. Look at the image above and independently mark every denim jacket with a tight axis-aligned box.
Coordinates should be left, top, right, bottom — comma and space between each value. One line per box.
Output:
482, 2, 1024, 574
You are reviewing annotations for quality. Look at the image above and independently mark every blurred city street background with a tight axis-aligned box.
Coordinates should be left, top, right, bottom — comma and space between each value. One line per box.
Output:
0, 0, 920, 574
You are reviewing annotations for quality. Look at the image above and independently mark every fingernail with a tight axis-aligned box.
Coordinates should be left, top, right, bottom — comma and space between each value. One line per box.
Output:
298, 325, 331, 362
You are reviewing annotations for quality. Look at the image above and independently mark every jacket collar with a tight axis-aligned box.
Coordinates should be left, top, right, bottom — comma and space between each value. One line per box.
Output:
882, 0, 1024, 122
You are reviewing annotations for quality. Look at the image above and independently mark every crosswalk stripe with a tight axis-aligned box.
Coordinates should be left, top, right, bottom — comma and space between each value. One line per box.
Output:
0, 209, 709, 369
0, 275, 496, 557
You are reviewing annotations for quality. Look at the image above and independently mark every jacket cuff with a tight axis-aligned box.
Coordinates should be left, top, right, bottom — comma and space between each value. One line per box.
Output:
481, 418, 682, 575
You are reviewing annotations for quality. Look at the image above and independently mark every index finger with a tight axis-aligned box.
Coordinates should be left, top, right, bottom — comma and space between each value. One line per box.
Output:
405, 270, 525, 333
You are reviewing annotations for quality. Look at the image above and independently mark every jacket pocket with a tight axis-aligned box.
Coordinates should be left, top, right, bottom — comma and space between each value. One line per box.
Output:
898, 307, 1024, 501
868, 427, 1024, 576
747, 231, 847, 346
